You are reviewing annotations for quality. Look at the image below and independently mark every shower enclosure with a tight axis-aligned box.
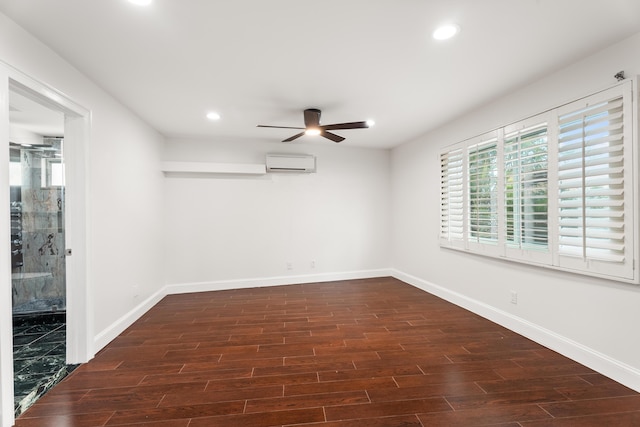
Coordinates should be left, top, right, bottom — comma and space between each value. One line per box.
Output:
11, 137, 66, 314
10, 136, 69, 416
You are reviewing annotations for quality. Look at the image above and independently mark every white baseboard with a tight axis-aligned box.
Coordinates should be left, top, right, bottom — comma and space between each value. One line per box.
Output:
93, 289, 166, 352
391, 269, 640, 393
163, 269, 392, 295
93, 269, 391, 352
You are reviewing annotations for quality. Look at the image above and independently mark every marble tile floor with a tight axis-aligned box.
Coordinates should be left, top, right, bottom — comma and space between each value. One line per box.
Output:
12, 312, 77, 417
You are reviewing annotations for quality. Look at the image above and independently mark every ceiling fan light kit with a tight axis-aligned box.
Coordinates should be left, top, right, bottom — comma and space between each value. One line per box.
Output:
258, 108, 371, 143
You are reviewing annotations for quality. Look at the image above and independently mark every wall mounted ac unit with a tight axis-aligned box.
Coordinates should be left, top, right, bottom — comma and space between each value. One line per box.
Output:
266, 154, 316, 173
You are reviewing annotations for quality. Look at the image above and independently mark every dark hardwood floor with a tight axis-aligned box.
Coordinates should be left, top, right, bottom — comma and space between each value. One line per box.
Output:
14, 277, 640, 426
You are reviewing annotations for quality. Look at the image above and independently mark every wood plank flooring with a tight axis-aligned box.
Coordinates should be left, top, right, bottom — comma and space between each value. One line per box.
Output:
14, 277, 640, 426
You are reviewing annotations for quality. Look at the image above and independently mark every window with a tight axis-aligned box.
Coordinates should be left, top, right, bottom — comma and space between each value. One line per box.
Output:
468, 138, 498, 245
439, 81, 636, 283
9, 161, 22, 186
502, 118, 553, 265
41, 157, 65, 188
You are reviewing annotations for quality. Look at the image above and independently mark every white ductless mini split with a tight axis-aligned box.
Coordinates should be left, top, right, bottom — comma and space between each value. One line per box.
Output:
266, 154, 316, 173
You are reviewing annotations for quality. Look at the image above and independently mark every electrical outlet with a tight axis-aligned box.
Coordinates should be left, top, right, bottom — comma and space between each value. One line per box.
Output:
286, 262, 293, 270
310, 260, 316, 269
510, 291, 518, 305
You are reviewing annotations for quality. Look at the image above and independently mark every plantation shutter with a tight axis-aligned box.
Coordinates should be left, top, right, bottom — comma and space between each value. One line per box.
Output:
503, 122, 549, 253
467, 139, 498, 246
556, 85, 633, 279
440, 148, 464, 245
439, 81, 635, 283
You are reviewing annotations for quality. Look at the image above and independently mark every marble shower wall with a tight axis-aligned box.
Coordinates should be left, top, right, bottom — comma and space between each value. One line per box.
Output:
12, 140, 66, 314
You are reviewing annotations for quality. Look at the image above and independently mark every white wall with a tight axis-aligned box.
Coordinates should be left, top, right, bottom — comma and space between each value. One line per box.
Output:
391, 32, 640, 390
0, 12, 166, 355
163, 139, 390, 289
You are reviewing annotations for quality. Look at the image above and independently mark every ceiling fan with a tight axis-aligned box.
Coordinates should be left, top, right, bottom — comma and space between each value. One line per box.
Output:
257, 108, 371, 143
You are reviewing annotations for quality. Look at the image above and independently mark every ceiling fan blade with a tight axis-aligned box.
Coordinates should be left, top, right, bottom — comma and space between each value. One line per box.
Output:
257, 125, 305, 130
304, 108, 321, 128
321, 131, 345, 143
321, 121, 369, 131
283, 132, 305, 142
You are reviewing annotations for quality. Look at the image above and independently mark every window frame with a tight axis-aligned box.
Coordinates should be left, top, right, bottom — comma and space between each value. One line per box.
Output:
439, 80, 637, 284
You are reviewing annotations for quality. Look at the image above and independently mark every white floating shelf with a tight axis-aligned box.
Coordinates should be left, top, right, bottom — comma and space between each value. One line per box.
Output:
162, 161, 266, 175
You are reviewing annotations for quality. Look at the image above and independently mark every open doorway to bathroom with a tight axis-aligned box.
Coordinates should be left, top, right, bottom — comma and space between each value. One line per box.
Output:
9, 89, 75, 416
1, 70, 90, 427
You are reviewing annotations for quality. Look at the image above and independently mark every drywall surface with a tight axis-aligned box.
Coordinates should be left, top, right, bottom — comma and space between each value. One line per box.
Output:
0, 12, 166, 347
163, 139, 391, 287
391, 32, 640, 387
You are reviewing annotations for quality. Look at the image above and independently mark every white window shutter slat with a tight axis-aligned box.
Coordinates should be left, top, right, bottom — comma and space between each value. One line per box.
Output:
440, 148, 464, 245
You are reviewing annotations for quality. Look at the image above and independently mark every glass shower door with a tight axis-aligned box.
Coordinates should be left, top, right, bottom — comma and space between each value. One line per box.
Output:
9, 90, 69, 416
11, 138, 66, 314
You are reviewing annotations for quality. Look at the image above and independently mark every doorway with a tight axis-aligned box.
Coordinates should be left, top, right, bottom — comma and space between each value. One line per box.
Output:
0, 69, 92, 427
9, 89, 72, 416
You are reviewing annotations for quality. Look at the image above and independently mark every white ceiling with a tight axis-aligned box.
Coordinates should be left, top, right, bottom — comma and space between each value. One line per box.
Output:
1, 0, 640, 149
9, 90, 64, 138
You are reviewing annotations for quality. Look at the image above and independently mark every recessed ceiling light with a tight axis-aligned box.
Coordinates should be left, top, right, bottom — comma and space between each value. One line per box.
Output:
433, 24, 460, 41
366, 120, 375, 127
128, 0, 152, 6
206, 112, 221, 121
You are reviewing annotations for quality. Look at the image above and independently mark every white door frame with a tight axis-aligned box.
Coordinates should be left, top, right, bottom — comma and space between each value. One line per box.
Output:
0, 63, 92, 427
